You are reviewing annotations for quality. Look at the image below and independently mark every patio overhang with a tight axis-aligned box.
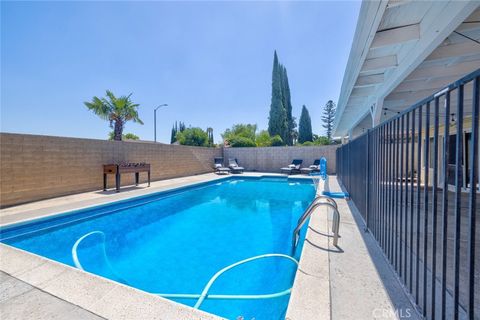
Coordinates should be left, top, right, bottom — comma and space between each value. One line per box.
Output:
334, 0, 480, 139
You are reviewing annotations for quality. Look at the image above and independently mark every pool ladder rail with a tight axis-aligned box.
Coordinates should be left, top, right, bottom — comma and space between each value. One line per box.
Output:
292, 195, 340, 250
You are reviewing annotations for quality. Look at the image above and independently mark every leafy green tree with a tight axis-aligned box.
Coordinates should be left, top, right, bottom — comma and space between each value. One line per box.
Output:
84, 90, 143, 141
268, 51, 288, 141
108, 132, 139, 140
322, 100, 336, 142
176, 127, 208, 146
229, 136, 256, 147
207, 127, 214, 146
256, 130, 272, 147
313, 136, 331, 145
298, 105, 313, 143
222, 124, 257, 144
270, 135, 284, 146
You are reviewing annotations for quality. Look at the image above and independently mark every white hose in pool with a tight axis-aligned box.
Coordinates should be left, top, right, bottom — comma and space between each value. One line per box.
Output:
71, 230, 128, 284
72, 232, 299, 309
191, 253, 298, 309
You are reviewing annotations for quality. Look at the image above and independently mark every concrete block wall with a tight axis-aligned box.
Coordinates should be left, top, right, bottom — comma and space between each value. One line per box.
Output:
223, 145, 338, 174
0, 133, 222, 207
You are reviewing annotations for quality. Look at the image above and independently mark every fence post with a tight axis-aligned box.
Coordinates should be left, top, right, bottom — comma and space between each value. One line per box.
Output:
365, 130, 370, 232
348, 141, 351, 190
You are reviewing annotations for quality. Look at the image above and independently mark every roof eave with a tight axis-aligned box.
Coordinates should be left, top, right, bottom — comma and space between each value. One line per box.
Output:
333, 0, 389, 136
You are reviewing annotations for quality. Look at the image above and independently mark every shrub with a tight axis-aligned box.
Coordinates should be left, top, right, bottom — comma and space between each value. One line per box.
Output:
313, 136, 330, 146
108, 131, 140, 140
176, 127, 209, 146
124, 133, 140, 140
270, 135, 284, 146
256, 130, 272, 147
222, 124, 257, 143
302, 141, 314, 146
229, 136, 256, 147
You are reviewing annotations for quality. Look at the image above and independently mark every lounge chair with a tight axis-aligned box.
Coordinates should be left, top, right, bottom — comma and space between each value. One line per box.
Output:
214, 157, 230, 175
281, 159, 303, 175
300, 159, 321, 174
228, 158, 244, 174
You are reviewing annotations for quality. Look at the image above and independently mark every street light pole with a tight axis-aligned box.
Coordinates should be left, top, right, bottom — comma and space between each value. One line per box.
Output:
154, 104, 168, 142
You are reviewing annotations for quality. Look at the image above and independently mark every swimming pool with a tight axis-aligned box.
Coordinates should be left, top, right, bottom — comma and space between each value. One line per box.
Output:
0, 176, 315, 319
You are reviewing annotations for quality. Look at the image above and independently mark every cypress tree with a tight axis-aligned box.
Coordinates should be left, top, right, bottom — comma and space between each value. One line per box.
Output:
179, 121, 186, 132
170, 121, 178, 144
207, 127, 214, 146
298, 105, 313, 144
268, 51, 288, 139
322, 100, 336, 142
280, 65, 295, 145
170, 126, 176, 144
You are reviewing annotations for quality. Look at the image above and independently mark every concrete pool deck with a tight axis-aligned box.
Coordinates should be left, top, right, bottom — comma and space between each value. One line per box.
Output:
286, 176, 420, 320
1, 173, 419, 319
0, 172, 227, 227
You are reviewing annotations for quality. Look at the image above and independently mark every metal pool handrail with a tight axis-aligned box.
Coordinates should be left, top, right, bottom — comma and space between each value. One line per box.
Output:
292, 195, 340, 249
72, 233, 299, 309
308, 194, 338, 210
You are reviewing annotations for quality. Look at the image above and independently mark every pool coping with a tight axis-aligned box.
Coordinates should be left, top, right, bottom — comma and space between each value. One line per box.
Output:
0, 172, 328, 320
0, 243, 223, 320
1, 173, 228, 228
286, 178, 332, 320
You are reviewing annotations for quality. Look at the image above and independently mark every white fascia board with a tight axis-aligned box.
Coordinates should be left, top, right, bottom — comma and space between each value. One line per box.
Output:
333, 0, 389, 136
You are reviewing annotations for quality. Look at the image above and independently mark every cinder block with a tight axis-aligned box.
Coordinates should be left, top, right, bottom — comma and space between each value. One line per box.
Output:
0, 133, 221, 207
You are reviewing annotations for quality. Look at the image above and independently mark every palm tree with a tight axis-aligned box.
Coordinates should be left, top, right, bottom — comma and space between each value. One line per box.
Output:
84, 90, 143, 141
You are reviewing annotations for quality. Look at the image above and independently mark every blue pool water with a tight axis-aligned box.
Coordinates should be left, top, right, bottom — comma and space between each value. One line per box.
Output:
0, 176, 315, 319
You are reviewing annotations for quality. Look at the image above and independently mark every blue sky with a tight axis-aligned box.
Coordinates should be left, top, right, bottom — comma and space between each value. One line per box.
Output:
1, 1, 360, 143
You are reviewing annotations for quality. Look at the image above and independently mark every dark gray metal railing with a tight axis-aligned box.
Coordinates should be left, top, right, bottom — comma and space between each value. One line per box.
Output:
336, 69, 479, 320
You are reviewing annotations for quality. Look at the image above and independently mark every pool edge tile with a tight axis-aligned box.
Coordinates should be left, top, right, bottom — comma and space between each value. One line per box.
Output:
0, 244, 224, 320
